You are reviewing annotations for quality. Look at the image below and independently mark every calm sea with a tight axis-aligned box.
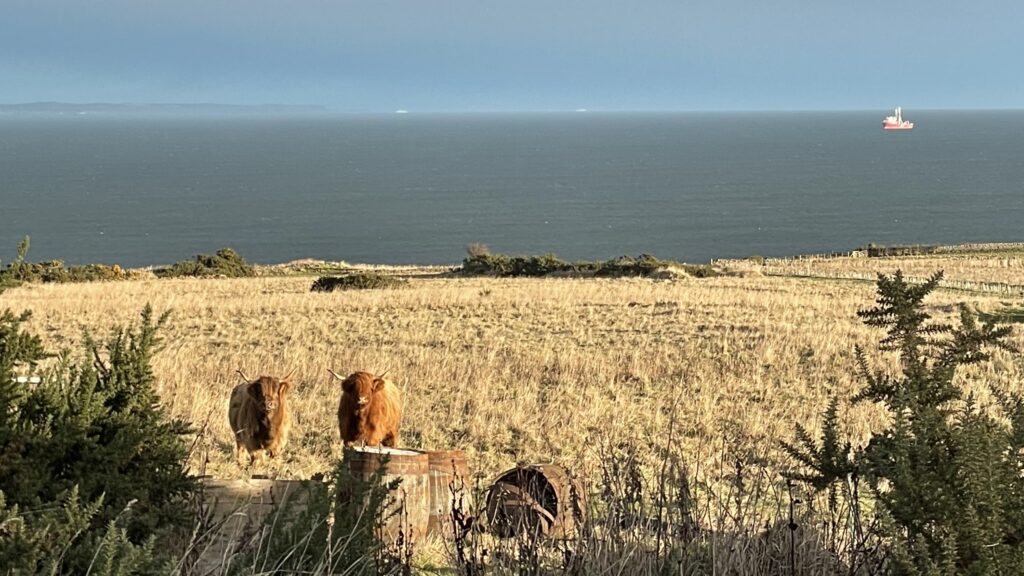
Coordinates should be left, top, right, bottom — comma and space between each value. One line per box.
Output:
2, 111, 1022, 267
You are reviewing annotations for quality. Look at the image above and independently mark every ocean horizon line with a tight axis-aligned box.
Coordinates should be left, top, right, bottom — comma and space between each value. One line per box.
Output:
3, 103, 1023, 116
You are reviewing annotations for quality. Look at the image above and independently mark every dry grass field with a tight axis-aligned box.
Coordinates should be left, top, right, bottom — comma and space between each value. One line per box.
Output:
728, 249, 1024, 292
6, 250, 1024, 493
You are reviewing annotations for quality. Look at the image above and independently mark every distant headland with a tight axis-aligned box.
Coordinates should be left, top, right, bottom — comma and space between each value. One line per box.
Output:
0, 102, 329, 115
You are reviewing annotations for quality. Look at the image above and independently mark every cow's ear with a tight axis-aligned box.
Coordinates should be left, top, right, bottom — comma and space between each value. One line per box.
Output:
373, 378, 386, 391
278, 380, 292, 395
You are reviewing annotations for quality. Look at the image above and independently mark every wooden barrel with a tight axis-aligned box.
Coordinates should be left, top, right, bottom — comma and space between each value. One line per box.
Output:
425, 450, 473, 536
484, 464, 587, 539
341, 447, 430, 542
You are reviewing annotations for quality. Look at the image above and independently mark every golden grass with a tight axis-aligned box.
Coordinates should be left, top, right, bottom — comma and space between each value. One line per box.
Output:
4, 260, 1023, 486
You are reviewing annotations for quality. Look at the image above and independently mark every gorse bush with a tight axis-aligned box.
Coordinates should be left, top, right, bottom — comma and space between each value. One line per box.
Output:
0, 306, 195, 574
14, 260, 131, 283
592, 254, 667, 277
1, 236, 132, 285
0, 237, 30, 293
156, 247, 255, 278
311, 273, 409, 292
460, 252, 582, 277
594, 254, 719, 278
0, 487, 167, 575
785, 271, 1024, 575
459, 251, 717, 278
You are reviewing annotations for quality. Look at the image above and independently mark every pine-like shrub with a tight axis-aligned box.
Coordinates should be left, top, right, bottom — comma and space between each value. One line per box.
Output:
459, 253, 552, 276
14, 260, 131, 283
0, 487, 167, 575
460, 251, 717, 278
784, 271, 1024, 574
0, 306, 196, 573
311, 273, 409, 292
594, 253, 719, 277
155, 247, 255, 278
592, 254, 666, 277
1, 237, 131, 285
0, 237, 30, 294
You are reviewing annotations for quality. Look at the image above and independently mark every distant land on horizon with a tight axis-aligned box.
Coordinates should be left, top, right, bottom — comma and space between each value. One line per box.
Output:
0, 102, 329, 115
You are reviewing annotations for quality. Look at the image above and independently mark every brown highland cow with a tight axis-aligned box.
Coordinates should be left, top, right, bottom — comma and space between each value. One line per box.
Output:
330, 370, 402, 448
228, 374, 293, 466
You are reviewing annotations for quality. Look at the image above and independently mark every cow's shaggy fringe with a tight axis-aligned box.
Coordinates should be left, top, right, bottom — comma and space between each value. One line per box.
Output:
229, 375, 294, 466
336, 371, 403, 447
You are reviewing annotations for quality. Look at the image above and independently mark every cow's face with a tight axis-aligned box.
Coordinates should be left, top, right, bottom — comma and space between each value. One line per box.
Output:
250, 377, 290, 418
342, 372, 384, 409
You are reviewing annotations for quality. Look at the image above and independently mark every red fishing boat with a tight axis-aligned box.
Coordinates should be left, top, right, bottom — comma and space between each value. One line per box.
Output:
883, 106, 913, 130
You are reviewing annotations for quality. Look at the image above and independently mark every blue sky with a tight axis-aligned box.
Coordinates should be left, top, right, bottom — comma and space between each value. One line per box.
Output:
2, 0, 1022, 112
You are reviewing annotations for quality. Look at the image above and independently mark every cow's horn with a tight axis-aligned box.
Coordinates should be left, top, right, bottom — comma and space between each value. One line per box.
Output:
283, 368, 296, 381
378, 368, 391, 379
327, 368, 345, 381
236, 369, 251, 382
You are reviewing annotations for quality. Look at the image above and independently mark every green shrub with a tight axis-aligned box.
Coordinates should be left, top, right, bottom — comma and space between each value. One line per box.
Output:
0, 488, 167, 575
460, 253, 588, 277
311, 273, 409, 292
513, 253, 573, 276
0, 237, 30, 293
155, 247, 254, 278
1, 237, 131, 285
13, 260, 130, 283
598, 252, 684, 276
460, 251, 713, 279
593, 254, 717, 278
785, 271, 1024, 574
461, 253, 513, 275
0, 306, 195, 573
593, 254, 664, 277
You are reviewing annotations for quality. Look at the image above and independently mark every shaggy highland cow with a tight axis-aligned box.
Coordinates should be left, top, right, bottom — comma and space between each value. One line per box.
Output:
228, 373, 293, 466
330, 370, 402, 448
